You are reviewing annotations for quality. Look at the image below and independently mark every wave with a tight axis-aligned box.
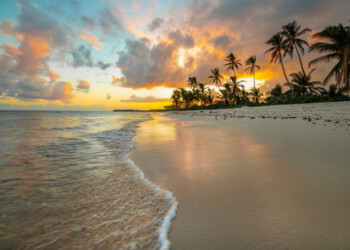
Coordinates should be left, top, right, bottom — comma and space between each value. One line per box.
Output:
126, 160, 178, 250
94, 115, 178, 249
0, 112, 178, 249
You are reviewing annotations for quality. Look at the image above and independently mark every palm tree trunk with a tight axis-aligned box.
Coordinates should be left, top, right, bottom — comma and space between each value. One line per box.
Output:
343, 47, 349, 91
294, 45, 306, 76
280, 56, 290, 87
253, 69, 256, 89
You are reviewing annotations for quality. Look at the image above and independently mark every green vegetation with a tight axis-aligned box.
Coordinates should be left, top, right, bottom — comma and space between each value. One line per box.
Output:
165, 21, 350, 111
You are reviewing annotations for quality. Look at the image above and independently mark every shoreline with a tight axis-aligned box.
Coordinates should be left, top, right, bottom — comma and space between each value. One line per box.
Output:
131, 102, 350, 249
126, 116, 179, 250
126, 159, 178, 250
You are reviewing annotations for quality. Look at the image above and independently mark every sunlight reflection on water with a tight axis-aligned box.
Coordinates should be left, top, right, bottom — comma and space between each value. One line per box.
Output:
0, 111, 174, 249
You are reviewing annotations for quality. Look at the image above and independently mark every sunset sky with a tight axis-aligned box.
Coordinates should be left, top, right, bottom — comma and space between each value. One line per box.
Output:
1, 0, 349, 110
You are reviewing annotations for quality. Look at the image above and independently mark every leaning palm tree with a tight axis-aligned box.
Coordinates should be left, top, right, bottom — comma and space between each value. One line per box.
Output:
265, 33, 290, 86
309, 24, 350, 91
187, 77, 198, 89
224, 53, 241, 77
245, 55, 260, 89
209, 68, 224, 88
281, 20, 311, 76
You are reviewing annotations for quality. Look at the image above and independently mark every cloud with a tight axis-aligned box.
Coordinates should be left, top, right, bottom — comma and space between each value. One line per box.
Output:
0, 0, 73, 102
71, 45, 111, 70
212, 35, 232, 48
148, 18, 164, 31
1, 43, 22, 56
0, 21, 16, 37
168, 29, 195, 48
49, 81, 74, 101
96, 61, 111, 70
80, 34, 102, 50
121, 95, 169, 103
81, 15, 97, 29
99, 8, 125, 34
76, 80, 90, 93
49, 70, 60, 81
116, 30, 197, 89
1, 76, 74, 102
17, 0, 69, 47
111, 76, 126, 86
71, 45, 93, 68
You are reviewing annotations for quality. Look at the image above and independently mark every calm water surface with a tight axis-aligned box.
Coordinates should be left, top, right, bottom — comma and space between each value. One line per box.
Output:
0, 111, 175, 249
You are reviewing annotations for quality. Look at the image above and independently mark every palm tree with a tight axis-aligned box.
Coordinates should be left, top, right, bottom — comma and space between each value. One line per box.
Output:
288, 69, 322, 96
267, 84, 283, 101
228, 76, 245, 105
309, 24, 350, 91
265, 33, 290, 86
250, 88, 263, 104
191, 88, 201, 105
198, 82, 207, 105
326, 84, 341, 98
240, 84, 249, 104
171, 89, 181, 109
245, 55, 260, 89
281, 20, 311, 76
187, 77, 198, 89
224, 53, 241, 77
209, 68, 224, 88
218, 89, 230, 106
206, 89, 214, 105
179, 88, 193, 109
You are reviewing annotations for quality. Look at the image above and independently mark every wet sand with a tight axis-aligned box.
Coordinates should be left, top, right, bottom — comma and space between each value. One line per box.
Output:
130, 102, 350, 249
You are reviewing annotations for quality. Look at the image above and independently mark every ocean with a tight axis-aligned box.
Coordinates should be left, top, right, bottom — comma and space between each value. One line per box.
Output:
0, 111, 177, 249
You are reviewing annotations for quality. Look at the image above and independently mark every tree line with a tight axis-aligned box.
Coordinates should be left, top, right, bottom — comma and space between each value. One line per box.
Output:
166, 21, 350, 110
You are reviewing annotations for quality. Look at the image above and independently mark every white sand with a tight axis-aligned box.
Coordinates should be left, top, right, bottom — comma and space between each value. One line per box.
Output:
130, 102, 350, 249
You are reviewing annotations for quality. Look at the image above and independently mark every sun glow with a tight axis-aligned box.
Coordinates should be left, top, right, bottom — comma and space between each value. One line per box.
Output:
177, 47, 200, 68
239, 78, 265, 90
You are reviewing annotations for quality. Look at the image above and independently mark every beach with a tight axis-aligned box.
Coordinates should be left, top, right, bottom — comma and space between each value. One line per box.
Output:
130, 102, 350, 249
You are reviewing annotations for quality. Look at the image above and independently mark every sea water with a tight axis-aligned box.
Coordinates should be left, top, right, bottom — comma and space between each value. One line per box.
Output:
0, 111, 177, 249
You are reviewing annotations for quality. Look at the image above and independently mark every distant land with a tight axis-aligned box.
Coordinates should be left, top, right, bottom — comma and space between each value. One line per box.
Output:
113, 109, 165, 112
113, 109, 144, 112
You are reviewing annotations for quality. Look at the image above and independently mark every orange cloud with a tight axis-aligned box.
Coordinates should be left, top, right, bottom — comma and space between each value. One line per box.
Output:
17, 34, 51, 75
49, 70, 60, 81
80, 34, 102, 50
76, 80, 90, 92
0, 1, 71, 102
49, 81, 74, 101
3, 43, 22, 56
112, 76, 126, 86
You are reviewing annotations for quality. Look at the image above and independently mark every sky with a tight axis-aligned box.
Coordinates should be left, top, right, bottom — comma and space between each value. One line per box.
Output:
0, 0, 349, 111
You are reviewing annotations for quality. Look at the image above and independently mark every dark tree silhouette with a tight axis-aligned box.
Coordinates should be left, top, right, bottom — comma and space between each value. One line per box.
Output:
245, 55, 260, 89
265, 33, 290, 87
309, 23, 350, 91
224, 53, 241, 77
209, 68, 224, 88
281, 20, 311, 76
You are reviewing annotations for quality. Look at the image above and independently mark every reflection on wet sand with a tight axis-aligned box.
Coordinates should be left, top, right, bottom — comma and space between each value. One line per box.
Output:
131, 113, 350, 250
